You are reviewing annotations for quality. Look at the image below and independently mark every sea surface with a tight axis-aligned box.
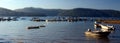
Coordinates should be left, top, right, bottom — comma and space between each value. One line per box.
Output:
0, 17, 120, 43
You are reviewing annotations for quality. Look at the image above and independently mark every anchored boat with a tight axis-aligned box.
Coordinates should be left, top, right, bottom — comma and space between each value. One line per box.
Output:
27, 26, 40, 29
100, 25, 115, 31
94, 21, 115, 32
85, 29, 111, 37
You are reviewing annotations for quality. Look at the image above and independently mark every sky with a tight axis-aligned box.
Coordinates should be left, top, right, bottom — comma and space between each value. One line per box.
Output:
0, 0, 120, 10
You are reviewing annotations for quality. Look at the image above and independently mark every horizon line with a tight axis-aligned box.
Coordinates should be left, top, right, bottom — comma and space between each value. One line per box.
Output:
0, 7, 119, 11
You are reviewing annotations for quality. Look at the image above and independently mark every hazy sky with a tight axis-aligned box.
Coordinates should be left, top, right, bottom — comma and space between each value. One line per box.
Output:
0, 0, 120, 10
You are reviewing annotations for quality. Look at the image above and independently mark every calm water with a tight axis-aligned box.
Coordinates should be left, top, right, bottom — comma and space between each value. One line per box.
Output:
0, 18, 120, 43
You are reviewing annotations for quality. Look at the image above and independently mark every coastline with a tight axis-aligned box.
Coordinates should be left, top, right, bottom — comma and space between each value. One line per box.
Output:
100, 20, 120, 24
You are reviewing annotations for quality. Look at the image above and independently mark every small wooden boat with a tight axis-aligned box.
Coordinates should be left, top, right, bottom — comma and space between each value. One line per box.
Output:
85, 31, 110, 37
27, 26, 39, 29
85, 29, 111, 37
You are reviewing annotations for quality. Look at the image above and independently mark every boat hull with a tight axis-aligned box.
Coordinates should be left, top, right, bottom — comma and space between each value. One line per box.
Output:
85, 31, 110, 37
27, 26, 39, 29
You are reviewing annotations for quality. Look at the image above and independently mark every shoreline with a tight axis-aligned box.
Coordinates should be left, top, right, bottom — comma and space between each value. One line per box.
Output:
100, 20, 120, 24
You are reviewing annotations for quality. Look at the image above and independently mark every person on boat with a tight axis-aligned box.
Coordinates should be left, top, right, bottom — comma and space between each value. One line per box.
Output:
87, 29, 91, 32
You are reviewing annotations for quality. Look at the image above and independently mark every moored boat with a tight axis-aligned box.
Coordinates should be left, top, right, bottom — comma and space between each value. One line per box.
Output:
27, 26, 39, 29
85, 30, 111, 37
100, 25, 115, 32
94, 21, 115, 32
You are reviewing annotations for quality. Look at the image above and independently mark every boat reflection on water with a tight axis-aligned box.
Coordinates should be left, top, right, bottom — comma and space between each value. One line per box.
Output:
85, 34, 110, 43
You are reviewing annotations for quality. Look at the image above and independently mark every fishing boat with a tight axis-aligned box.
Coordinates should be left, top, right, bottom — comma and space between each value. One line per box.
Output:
27, 26, 39, 29
100, 25, 115, 32
85, 29, 111, 37
94, 21, 115, 31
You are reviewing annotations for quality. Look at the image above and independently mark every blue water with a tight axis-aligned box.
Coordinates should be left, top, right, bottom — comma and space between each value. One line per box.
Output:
0, 17, 120, 43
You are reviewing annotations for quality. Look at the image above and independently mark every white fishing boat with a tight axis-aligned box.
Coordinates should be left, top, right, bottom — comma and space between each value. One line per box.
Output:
85, 29, 111, 37
94, 21, 115, 32
100, 25, 115, 32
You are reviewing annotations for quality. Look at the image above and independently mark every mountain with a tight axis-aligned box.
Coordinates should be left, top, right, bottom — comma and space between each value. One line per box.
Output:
15, 7, 62, 16
0, 7, 16, 16
15, 7, 120, 17
101, 10, 120, 17
59, 8, 120, 17
0, 7, 120, 17
0, 7, 46, 16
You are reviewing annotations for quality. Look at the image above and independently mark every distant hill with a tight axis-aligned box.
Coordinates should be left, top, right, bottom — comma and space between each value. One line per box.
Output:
101, 10, 120, 17
15, 7, 120, 17
0, 7, 120, 17
15, 7, 62, 16
0, 7, 16, 16
0, 7, 46, 16
59, 8, 120, 17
